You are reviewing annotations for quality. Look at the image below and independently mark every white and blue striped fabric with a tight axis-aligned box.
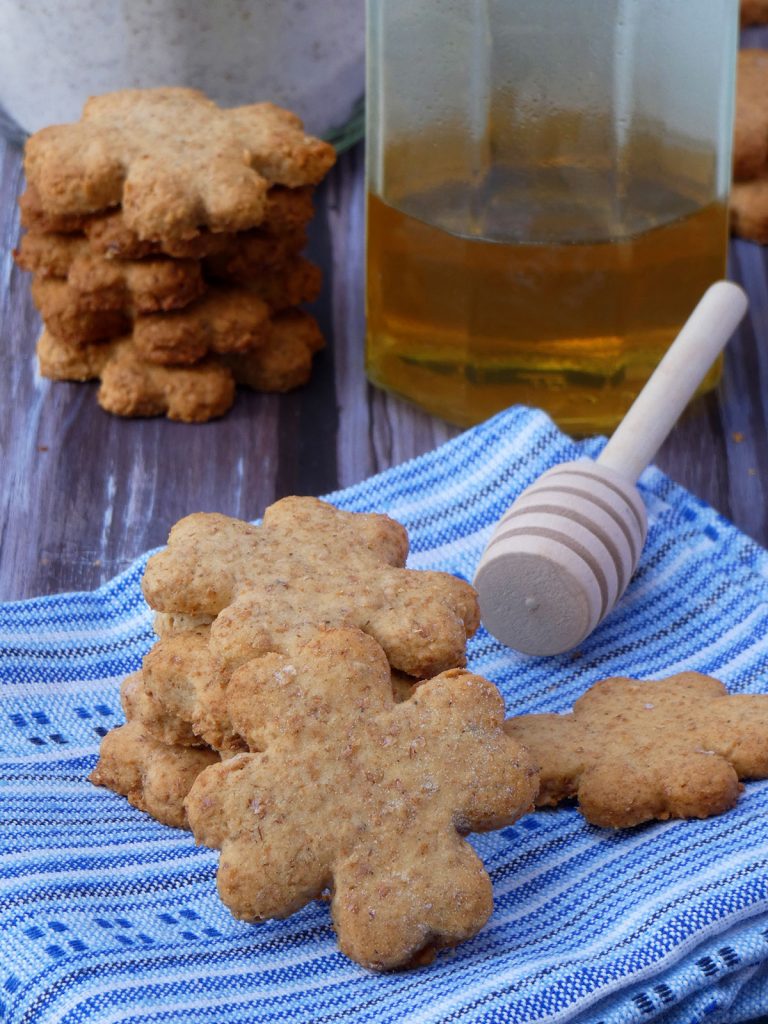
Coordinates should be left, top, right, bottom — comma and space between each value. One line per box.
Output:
2, 404, 768, 1024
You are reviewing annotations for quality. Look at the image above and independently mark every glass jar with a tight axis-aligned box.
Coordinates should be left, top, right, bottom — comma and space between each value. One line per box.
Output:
365, 0, 738, 433
0, 0, 364, 149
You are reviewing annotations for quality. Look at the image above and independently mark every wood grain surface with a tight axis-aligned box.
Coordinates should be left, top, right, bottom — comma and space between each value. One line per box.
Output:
2, 63, 768, 601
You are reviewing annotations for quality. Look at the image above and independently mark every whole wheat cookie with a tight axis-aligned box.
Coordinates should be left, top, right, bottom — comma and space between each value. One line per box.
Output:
132, 286, 273, 364
33, 280, 272, 362
185, 626, 538, 970
203, 228, 307, 280
86, 186, 315, 260
134, 620, 418, 756
38, 311, 322, 419
13, 231, 84, 278
19, 183, 316, 256
208, 256, 322, 308
731, 177, 768, 243
90, 718, 219, 829
120, 669, 201, 749
32, 268, 316, 361
37, 330, 236, 422
32, 278, 130, 344
17, 234, 205, 313
24, 88, 335, 241
142, 497, 480, 679
222, 308, 324, 393
734, 49, 768, 183
742, 0, 768, 25
504, 672, 768, 828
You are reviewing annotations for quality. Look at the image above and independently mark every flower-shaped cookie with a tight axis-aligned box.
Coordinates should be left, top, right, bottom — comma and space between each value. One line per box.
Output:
90, 717, 218, 830
136, 623, 417, 756
25, 88, 335, 240
142, 498, 480, 679
505, 672, 768, 828
185, 627, 537, 969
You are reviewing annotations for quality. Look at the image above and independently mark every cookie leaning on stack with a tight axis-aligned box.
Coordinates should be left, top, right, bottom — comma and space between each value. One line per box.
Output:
14, 88, 336, 421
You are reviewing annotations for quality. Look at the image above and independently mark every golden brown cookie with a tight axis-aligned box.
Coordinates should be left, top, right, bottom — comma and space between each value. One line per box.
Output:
24, 88, 335, 240
120, 670, 202, 748
734, 49, 768, 182
37, 310, 324, 419
18, 185, 89, 235
205, 255, 321, 309
19, 183, 316, 258
223, 308, 324, 391
132, 286, 272, 364
142, 497, 480, 679
504, 672, 768, 828
32, 277, 131, 344
33, 279, 272, 362
84, 187, 316, 259
37, 330, 237, 422
90, 719, 219, 829
143, 627, 242, 755
731, 177, 768, 242
17, 233, 205, 313
31, 267, 316, 362
742, 0, 768, 25
203, 228, 307, 279
13, 231, 84, 278
17, 182, 314, 240
185, 626, 537, 970
135, 620, 417, 756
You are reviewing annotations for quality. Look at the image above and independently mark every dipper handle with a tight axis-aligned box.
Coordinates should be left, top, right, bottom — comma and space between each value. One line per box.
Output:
597, 281, 748, 483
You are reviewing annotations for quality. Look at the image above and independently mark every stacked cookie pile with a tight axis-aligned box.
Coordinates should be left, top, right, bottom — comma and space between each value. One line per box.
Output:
91, 496, 540, 969
14, 88, 336, 421
90, 497, 768, 969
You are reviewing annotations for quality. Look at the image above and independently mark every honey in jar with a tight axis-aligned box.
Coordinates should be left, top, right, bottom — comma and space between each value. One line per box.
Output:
365, 0, 737, 434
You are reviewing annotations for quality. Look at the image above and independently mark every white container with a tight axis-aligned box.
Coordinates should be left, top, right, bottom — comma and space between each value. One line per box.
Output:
0, 0, 364, 147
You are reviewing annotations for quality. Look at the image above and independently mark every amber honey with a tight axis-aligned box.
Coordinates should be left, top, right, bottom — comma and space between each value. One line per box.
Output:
366, 187, 728, 434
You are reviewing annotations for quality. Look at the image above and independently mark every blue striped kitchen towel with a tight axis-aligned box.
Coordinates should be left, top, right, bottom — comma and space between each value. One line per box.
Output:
2, 403, 768, 1024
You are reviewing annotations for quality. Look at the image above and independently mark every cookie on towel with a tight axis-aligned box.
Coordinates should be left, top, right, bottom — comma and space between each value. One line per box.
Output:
89, 719, 219, 830
141, 497, 480, 679
130, 623, 416, 756
24, 88, 335, 242
120, 670, 201, 749
504, 672, 768, 828
184, 626, 538, 969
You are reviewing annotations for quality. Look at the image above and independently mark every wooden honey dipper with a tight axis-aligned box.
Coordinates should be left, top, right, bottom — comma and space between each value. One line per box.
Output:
474, 281, 748, 657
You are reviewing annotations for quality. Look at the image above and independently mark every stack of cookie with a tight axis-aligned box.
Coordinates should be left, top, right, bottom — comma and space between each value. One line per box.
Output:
90, 496, 768, 969
14, 88, 336, 421
90, 497, 539, 970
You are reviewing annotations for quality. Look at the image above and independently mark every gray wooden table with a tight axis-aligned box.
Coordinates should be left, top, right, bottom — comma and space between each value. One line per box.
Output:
2, 130, 768, 602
